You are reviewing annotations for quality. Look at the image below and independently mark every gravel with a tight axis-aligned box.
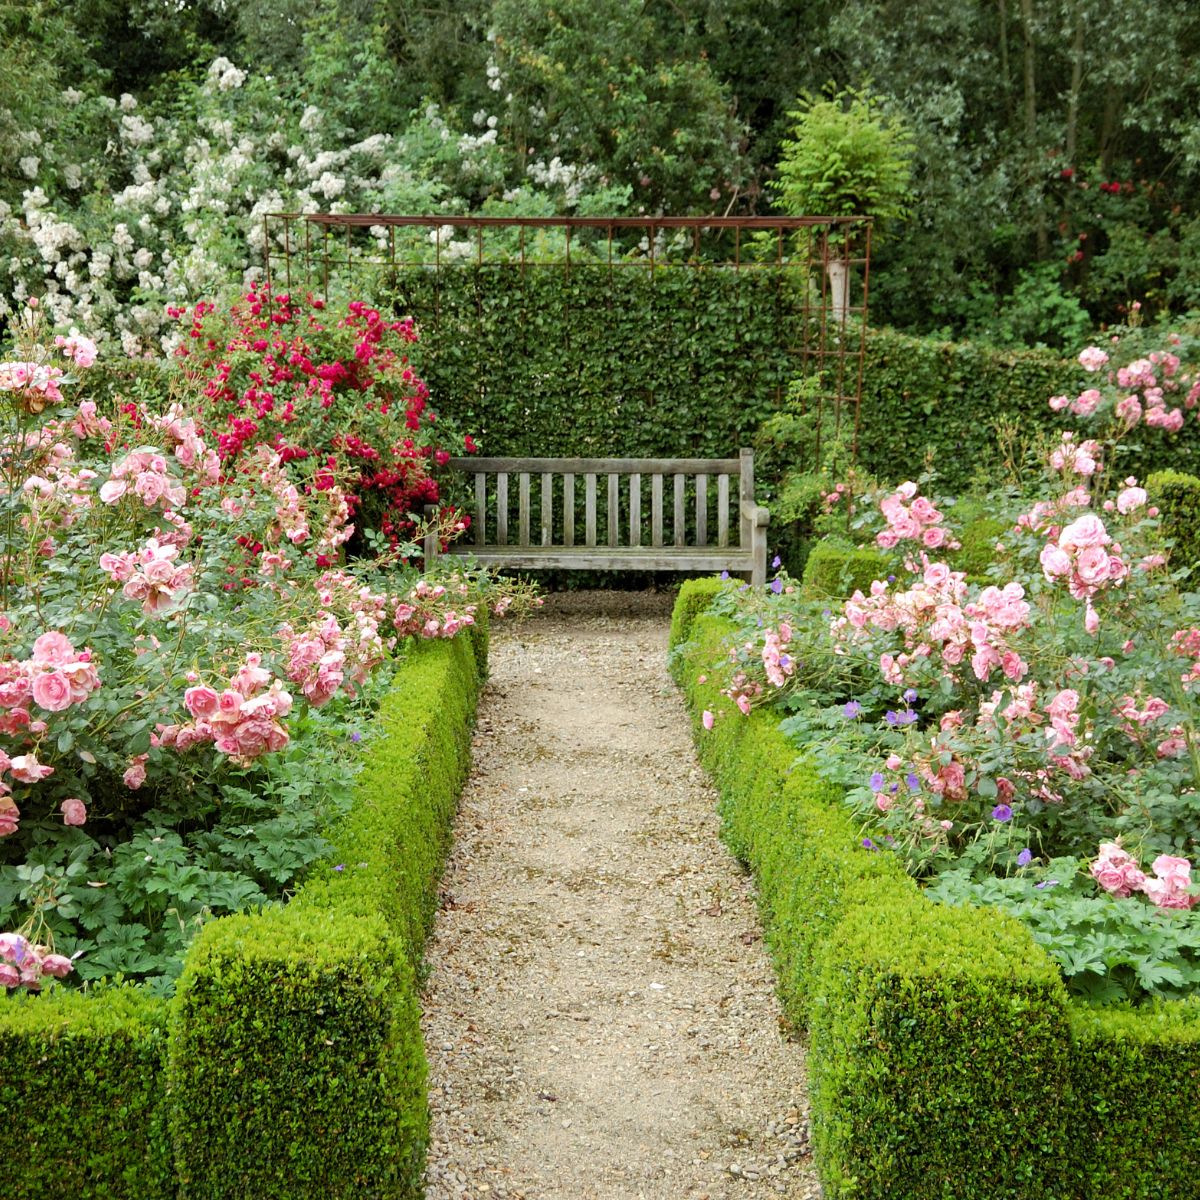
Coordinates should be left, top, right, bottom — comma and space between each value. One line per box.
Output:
420, 591, 822, 1200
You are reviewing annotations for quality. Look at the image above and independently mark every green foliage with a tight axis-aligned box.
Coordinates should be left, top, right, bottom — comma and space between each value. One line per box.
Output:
854, 328, 1200, 493
773, 87, 914, 236
676, 609, 1071, 1197
385, 263, 816, 460
930, 866, 1200, 1005
811, 892, 1071, 1200
1147, 468, 1200, 575
949, 507, 1008, 580
967, 262, 1094, 352
168, 907, 425, 1200
0, 986, 172, 1198
489, 0, 745, 213
800, 539, 891, 599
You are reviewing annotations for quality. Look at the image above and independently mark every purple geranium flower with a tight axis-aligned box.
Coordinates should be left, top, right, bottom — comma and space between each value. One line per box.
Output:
1017, 848, 1033, 867
992, 803, 1014, 822
843, 700, 862, 719
869, 772, 885, 792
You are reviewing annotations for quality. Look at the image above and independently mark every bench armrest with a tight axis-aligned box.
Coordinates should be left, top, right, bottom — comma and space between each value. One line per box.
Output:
740, 500, 770, 527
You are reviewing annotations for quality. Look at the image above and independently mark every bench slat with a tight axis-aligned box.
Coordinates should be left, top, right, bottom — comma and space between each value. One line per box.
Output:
541, 471, 553, 547
444, 546, 756, 571
585, 474, 597, 546
739, 447, 754, 549
718, 474, 730, 548
496, 473, 508, 546
519, 473, 531, 546
607, 474, 619, 546
673, 474, 685, 547
446, 456, 742, 475
651, 475, 663, 547
696, 474, 708, 546
564, 473, 575, 547
629, 473, 641, 547
474, 474, 485, 547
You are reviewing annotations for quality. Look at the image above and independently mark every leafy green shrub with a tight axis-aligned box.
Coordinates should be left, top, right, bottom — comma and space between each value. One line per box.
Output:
773, 87, 914, 237
1147, 467, 1200, 574
800, 539, 891, 598
0, 987, 172, 1199
950, 511, 1008, 579
0, 631, 483, 1198
811, 893, 1071, 1200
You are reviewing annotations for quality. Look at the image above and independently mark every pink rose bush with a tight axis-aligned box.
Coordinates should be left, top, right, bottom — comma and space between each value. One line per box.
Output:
699, 353, 1200, 1000
0, 300, 538, 989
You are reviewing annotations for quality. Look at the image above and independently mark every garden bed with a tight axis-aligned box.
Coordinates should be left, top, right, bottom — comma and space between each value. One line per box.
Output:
0, 623, 485, 1199
671, 582, 1200, 1200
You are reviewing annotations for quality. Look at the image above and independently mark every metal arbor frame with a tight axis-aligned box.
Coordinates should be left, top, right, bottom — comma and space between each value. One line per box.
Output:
261, 213, 872, 453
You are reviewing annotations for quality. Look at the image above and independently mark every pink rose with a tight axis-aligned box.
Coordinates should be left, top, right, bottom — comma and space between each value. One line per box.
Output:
1078, 346, 1109, 372
1114, 395, 1142, 428
1071, 389, 1100, 416
1116, 486, 1147, 515
40, 953, 73, 979
1059, 514, 1110, 551
123, 754, 148, 790
9, 754, 53, 783
31, 631, 74, 665
60, 797, 87, 826
922, 526, 946, 549
0, 961, 18, 987
184, 685, 220, 719
1074, 545, 1112, 587
0, 798, 19, 837
1039, 544, 1072, 579
31, 670, 73, 712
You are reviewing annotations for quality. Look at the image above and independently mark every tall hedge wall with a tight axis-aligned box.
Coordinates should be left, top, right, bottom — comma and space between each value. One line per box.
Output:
378, 268, 1200, 493
669, 582, 1200, 1200
0, 628, 485, 1199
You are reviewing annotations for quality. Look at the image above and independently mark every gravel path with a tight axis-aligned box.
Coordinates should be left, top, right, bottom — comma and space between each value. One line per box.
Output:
421, 592, 820, 1200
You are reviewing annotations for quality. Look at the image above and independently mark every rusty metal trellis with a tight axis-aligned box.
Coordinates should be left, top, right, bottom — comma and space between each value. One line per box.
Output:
261, 213, 872, 454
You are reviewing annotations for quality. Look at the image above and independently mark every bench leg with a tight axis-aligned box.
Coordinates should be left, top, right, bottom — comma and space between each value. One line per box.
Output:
751, 521, 767, 587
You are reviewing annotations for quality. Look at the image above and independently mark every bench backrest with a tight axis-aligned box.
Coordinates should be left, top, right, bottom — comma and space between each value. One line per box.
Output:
445, 449, 757, 551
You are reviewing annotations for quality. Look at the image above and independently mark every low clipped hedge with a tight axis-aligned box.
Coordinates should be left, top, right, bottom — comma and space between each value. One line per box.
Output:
0, 986, 173, 1197
1147, 468, 1200, 575
800, 540, 891, 599
0, 625, 485, 1198
670, 581, 1200, 1200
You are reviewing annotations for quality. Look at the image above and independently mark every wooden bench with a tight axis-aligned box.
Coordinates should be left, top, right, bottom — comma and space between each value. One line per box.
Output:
424, 448, 770, 584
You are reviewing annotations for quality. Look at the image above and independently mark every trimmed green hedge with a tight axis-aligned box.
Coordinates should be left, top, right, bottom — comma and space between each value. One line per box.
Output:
800, 540, 891, 599
670, 580, 1200, 1199
1147, 468, 1200, 575
0, 986, 173, 1197
1068, 1001, 1200, 1199
0, 628, 484, 1199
